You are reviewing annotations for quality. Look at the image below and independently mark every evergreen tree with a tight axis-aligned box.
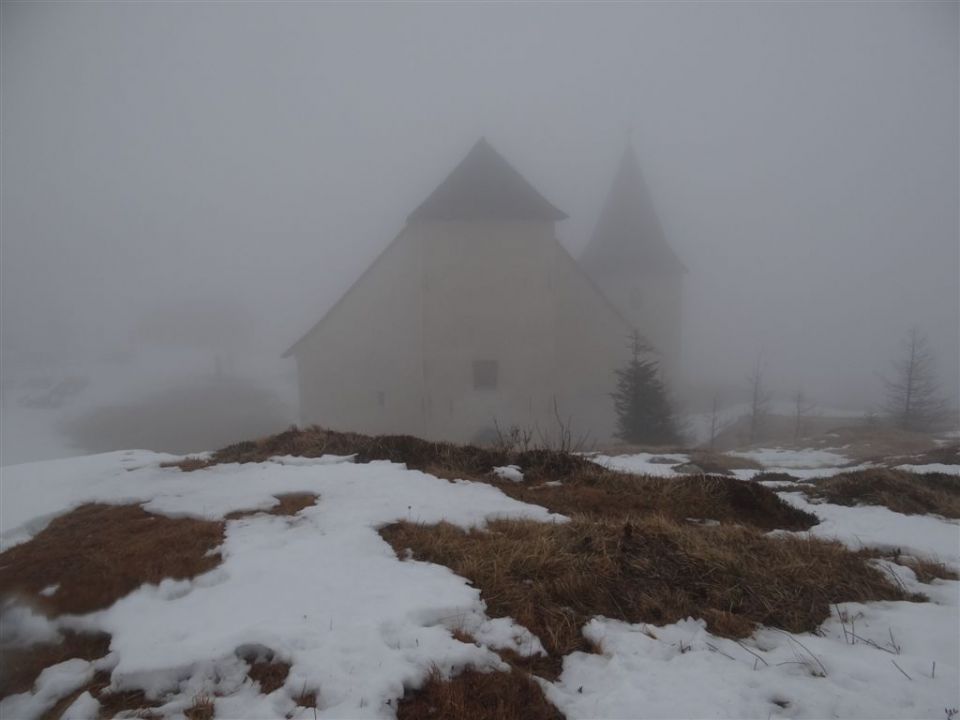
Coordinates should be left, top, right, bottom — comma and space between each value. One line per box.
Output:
611, 332, 679, 445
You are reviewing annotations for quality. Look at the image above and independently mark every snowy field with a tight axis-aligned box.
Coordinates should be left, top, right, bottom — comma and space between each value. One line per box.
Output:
1, 446, 958, 719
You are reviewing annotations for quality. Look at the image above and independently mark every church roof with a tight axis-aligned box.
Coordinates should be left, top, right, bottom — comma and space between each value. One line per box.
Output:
580, 144, 685, 275
408, 138, 568, 223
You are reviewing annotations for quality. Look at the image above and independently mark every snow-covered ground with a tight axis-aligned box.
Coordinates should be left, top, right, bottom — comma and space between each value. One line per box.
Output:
1, 448, 958, 719
589, 452, 689, 477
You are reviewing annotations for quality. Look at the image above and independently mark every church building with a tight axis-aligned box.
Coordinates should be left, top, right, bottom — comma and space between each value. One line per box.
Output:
284, 139, 683, 444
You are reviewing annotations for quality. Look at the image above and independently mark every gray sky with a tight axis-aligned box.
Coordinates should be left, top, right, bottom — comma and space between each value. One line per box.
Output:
2, 1, 957, 409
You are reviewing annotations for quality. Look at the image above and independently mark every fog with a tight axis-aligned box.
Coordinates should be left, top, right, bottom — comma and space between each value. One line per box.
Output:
2, 2, 957, 460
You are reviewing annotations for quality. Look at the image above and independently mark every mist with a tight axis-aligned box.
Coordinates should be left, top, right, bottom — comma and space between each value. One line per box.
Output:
2, 1, 957, 461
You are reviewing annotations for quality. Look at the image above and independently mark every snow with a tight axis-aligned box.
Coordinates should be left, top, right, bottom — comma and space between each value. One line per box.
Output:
0, 659, 95, 720
2, 447, 958, 719
493, 465, 524, 482
62, 691, 99, 720
0, 451, 562, 719
548, 590, 959, 719
896, 463, 960, 476
779, 492, 960, 566
730, 448, 852, 469
590, 452, 688, 477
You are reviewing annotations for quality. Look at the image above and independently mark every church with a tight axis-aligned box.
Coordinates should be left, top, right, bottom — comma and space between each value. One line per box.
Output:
284, 139, 684, 444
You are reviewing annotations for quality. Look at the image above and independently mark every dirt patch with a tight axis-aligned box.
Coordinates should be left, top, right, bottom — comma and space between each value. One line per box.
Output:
0, 504, 225, 616
381, 516, 918, 674
494, 471, 817, 531
0, 631, 110, 700
804, 468, 960, 518
396, 666, 562, 720
224, 493, 319, 521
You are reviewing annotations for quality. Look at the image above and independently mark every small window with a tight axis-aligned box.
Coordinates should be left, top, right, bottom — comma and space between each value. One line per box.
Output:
473, 360, 498, 390
377, 391, 385, 408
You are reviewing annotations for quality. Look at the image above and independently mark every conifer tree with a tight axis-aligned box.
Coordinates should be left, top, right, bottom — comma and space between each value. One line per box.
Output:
611, 331, 679, 445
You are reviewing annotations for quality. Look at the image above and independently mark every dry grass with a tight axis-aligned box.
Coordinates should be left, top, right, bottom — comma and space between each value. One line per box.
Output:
224, 493, 319, 521
168, 426, 591, 482
381, 516, 918, 675
687, 450, 763, 474
184, 694, 215, 720
247, 659, 291, 694
804, 468, 960, 518
0, 631, 110, 700
802, 426, 939, 462
864, 550, 960, 583
168, 426, 814, 531
495, 471, 817, 531
0, 504, 224, 616
881, 442, 960, 468
396, 667, 561, 720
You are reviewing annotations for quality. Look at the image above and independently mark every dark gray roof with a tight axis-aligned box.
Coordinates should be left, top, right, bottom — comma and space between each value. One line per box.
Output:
408, 138, 567, 223
580, 144, 685, 275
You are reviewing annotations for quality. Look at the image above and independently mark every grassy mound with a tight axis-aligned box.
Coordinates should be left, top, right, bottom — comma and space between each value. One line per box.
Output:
172, 426, 817, 532
381, 516, 919, 677
804, 468, 960, 518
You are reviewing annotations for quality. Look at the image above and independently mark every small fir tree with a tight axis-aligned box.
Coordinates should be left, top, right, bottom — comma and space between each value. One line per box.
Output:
611, 332, 679, 445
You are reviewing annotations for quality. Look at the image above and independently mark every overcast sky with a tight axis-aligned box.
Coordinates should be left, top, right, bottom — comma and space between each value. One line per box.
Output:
2, 1, 957, 409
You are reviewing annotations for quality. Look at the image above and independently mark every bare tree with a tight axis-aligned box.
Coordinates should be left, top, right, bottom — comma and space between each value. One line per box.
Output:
883, 327, 948, 432
747, 354, 770, 445
792, 389, 816, 442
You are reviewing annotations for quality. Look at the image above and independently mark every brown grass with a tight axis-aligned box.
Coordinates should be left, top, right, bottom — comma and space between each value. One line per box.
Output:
495, 471, 817, 531
293, 689, 318, 710
381, 516, 919, 675
864, 550, 960, 583
0, 504, 224, 616
687, 450, 764, 474
804, 468, 960, 518
184, 694, 215, 720
803, 426, 939, 461
167, 427, 814, 531
247, 659, 291, 694
0, 631, 110, 700
167, 426, 592, 482
224, 493, 319, 521
396, 667, 561, 720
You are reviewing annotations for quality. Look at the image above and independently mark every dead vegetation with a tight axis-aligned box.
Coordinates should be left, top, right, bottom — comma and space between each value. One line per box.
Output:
184, 694, 215, 720
865, 550, 960, 583
0, 631, 110, 700
396, 666, 562, 720
381, 516, 918, 676
169, 426, 815, 532
0, 504, 224, 616
224, 493, 319, 521
803, 468, 960, 518
495, 472, 817, 531
236, 645, 291, 694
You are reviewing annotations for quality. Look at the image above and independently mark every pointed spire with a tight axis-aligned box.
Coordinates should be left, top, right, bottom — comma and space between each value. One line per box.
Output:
408, 138, 567, 223
580, 144, 684, 275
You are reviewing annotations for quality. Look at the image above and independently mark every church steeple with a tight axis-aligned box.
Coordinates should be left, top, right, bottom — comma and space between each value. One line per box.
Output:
579, 143, 685, 374
580, 144, 684, 277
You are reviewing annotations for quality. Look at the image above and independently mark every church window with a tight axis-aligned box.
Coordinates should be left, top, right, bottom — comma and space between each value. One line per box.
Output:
473, 360, 499, 390
377, 391, 386, 408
